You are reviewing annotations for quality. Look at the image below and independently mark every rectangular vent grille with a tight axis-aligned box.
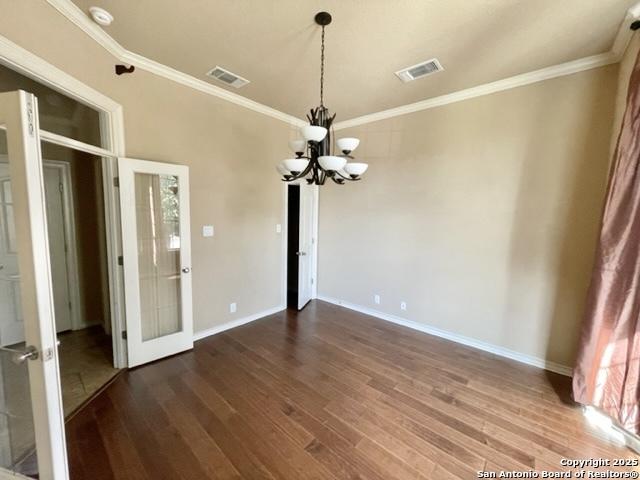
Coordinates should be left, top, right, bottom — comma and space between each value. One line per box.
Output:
395, 58, 443, 83
206, 66, 250, 88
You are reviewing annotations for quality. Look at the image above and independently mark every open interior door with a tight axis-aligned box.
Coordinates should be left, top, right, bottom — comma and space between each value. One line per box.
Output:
118, 158, 193, 367
297, 183, 317, 310
0, 90, 68, 479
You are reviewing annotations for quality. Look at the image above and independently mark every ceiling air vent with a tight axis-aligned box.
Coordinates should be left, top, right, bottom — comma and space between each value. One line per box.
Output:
395, 58, 443, 83
206, 66, 250, 88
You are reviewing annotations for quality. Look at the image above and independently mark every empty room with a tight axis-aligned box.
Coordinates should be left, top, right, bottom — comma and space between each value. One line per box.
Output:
0, 1, 639, 479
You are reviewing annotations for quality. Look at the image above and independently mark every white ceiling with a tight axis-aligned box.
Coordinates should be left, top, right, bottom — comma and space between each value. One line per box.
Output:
71, 0, 637, 121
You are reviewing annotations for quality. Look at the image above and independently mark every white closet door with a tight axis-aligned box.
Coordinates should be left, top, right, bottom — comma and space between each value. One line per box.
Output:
297, 183, 316, 310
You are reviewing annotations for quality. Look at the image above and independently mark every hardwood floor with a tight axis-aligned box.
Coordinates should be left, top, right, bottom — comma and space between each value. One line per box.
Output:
66, 300, 638, 479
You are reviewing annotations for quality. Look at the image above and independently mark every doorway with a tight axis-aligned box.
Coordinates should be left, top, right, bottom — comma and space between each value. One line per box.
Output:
41, 145, 119, 418
0, 51, 124, 476
287, 185, 300, 308
0, 144, 119, 478
285, 182, 318, 311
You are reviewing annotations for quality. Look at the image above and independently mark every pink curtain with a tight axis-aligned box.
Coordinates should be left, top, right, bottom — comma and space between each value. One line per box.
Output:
572, 48, 640, 435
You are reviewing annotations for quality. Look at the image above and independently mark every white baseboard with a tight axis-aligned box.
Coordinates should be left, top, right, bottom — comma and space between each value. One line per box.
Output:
316, 295, 573, 377
193, 305, 285, 342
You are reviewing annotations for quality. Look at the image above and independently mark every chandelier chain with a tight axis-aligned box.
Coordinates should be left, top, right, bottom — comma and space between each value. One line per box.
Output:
320, 25, 325, 107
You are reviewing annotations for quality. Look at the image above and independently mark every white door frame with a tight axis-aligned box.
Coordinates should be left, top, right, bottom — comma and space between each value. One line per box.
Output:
0, 34, 128, 367
282, 181, 319, 308
41, 160, 83, 331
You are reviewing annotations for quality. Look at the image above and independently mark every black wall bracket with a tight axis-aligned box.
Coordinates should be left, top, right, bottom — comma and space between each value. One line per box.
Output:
115, 64, 135, 75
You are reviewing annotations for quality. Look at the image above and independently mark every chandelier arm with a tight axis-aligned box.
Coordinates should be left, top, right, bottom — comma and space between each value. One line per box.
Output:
296, 159, 315, 179
333, 170, 361, 182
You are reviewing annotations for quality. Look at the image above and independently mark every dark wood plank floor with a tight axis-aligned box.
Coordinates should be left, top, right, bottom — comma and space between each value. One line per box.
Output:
66, 300, 638, 479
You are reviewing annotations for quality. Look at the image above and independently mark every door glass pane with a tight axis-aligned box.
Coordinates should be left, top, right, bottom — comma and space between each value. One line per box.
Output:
135, 173, 182, 341
0, 64, 104, 148
0, 130, 38, 477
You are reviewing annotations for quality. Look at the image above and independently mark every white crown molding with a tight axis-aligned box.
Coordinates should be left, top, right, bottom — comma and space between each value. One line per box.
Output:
45, 0, 640, 131
317, 295, 573, 377
333, 52, 618, 130
0, 34, 121, 115
193, 305, 285, 342
612, 2, 640, 61
45, 0, 306, 127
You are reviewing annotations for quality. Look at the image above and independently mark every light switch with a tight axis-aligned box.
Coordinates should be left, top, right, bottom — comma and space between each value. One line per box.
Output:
202, 225, 214, 237
276, 224, 282, 234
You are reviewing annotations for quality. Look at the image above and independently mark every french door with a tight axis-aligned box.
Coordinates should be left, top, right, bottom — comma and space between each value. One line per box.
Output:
0, 90, 68, 479
118, 159, 193, 367
297, 183, 317, 310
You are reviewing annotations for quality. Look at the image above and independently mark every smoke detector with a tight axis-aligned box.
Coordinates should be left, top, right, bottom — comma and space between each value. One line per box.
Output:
89, 6, 114, 26
395, 58, 443, 83
206, 66, 250, 88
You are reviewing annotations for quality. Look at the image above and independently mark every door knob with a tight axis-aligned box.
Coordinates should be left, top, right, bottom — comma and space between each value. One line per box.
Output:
13, 346, 39, 364
296, 251, 307, 256
182, 267, 191, 273
0, 345, 39, 364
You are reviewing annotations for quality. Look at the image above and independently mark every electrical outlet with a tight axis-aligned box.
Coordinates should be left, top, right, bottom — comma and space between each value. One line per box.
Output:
276, 224, 282, 234
374, 294, 380, 305
229, 302, 237, 313
400, 301, 407, 311
202, 225, 214, 237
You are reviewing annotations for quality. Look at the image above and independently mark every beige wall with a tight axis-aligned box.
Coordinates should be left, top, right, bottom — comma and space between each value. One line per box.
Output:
319, 65, 618, 368
0, 0, 291, 334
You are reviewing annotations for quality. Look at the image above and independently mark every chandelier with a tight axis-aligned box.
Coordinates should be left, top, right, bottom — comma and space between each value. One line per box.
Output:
276, 11, 368, 185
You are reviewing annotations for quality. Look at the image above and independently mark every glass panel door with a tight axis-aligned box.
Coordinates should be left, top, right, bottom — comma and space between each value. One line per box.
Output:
135, 173, 182, 341
0, 90, 68, 479
119, 159, 192, 367
0, 138, 36, 477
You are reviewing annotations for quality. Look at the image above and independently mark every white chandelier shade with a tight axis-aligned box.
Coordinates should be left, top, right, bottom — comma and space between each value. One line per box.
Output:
282, 158, 310, 173
344, 162, 368, 176
318, 155, 347, 172
301, 125, 328, 142
336, 137, 360, 153
288, 139, 306, 154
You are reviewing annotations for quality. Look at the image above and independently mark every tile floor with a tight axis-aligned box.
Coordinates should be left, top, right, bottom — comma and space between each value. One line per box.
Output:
58, 326, 119, 416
